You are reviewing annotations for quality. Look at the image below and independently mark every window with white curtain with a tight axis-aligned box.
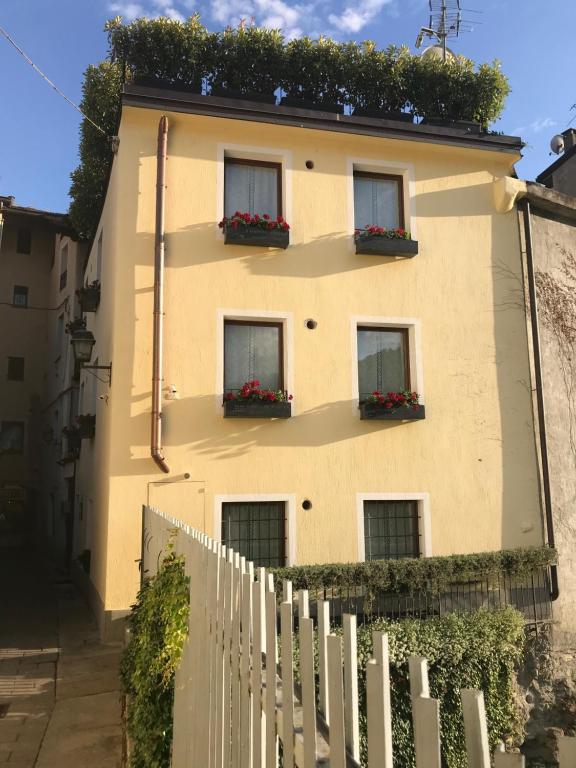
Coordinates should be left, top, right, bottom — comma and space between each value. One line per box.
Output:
224, 159, 281, 218
224, 320, 283, 394
364, 500, 420, 560
353, 171, 404, 230
357, 326, 409, 399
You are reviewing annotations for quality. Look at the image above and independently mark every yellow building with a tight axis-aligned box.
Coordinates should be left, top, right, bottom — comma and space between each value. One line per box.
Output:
75, 84, 544, 638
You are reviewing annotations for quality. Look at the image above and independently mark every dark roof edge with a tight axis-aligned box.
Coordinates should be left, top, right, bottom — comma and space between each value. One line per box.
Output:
122, 84, 523, 155
525, 181, 576, 223
536, 144, 576, 185
0, 200, 76, 238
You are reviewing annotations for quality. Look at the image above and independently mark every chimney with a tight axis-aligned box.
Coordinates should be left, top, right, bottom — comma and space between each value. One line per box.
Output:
562, 129, 576, 152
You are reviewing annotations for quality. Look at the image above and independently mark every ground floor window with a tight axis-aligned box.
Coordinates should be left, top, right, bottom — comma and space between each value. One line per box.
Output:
363, 499, 420, 560
221, 500, 286, 567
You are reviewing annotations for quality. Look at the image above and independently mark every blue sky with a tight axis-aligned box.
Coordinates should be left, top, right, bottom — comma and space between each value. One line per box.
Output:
0, 0, 574, 213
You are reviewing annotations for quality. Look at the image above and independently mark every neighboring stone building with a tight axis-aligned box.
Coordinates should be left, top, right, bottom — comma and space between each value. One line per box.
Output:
537, 129, 576, 198
0, 195, 86, 563
74, 82, 548, 638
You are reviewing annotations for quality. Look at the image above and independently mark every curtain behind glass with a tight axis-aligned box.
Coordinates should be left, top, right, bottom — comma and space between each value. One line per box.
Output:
354, 176, 400, 229
225, 163, 278, 218
364, 500, 419, 560
224, 323, 281, 392
357, 329, 407, 397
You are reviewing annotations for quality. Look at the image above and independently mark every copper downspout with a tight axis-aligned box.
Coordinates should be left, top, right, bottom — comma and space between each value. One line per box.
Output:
151, 116, 170, 473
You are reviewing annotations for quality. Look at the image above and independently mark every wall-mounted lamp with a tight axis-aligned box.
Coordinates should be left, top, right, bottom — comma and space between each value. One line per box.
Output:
70, 330, 112, 385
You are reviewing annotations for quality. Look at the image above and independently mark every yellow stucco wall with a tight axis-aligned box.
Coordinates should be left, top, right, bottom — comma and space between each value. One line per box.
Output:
79, 105, 543, 616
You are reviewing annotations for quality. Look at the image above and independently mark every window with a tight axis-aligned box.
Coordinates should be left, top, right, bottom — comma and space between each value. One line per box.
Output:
221, 501, 286, 567
13, 286, 28, 308
224, 159, 281, 219
7, 357, 24, 381
60, 243, 68, 291
224, 320, 283, 395
364, 500, 420, 560
353, 171, 404, 230
16, 227, 31, 254
357, 326, 409, 400
0, 422, 25, 454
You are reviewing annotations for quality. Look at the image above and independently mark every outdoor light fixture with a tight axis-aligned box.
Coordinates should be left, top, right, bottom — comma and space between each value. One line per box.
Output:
70, 330, 112, 385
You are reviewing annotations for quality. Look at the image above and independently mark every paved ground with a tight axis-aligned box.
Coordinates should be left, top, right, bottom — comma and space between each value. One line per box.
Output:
0, 550, 123, 767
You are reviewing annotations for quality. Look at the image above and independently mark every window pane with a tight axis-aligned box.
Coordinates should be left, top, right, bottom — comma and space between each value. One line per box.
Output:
357, 328, 407, 398
354, 175, 400, 230
225, 162, 279, 218
364, 500, 419, 560
221, 501, 285, 567
13, 286, 28, 308
16, 228, 31, 254
0, 422, 24, 454
60, 244, 68, 290
224, 322, 282, 393
7, 357, 25, 381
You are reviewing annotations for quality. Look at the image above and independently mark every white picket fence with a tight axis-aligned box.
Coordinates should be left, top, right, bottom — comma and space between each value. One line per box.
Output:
140, 507, 576, 768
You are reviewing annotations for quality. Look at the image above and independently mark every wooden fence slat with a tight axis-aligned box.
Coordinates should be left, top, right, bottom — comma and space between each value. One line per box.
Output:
283, 579, 292, 603
252, 578, 264, 768
299, 616, 317, 768
494, 743, 525, 767
265, 589, 278, 768
409, 657, 441, 768
280, 600, 295, 768
223, 557, 234, 768
369, 632, 393, 768
343, 614, 360, 762
298, 589, 309, 620
214, 548, 226, 768
318, 600, 330, 725
240, 570, 253, 768
461, 689, 491, 768
327, 634, 346, 768
231, 554, 242, 768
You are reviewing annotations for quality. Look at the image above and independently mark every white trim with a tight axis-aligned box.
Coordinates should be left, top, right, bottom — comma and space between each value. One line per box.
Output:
350, 315, 424, 410
356, 492, 432, 561
214, 493, 297, 566
216, 308, 295, 414
216, 143, 293, 240
346, 156, 417, 253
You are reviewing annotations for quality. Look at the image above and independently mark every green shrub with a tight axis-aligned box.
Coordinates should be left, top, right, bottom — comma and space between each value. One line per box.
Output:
120, 550, 189, 768
271, 545, 556, 599
210, 26, 284, 93
352, 609, 526, 767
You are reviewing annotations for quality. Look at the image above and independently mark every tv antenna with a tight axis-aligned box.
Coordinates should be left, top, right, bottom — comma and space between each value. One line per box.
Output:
415, 0, 480, 61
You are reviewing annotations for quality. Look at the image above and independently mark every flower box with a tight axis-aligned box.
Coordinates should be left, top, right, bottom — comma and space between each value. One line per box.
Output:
224, 401, 292, 419
360, 403, 425, 421
355, 235, 418, 257
77, 283, 101, 313
76, 414, 96, 439
224, 226, 289, 249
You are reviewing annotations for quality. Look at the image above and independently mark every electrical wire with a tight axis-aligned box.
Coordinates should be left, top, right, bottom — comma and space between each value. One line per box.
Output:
0, 23, 106, 136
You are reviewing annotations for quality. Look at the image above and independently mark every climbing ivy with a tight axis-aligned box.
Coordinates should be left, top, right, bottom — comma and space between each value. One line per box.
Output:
120, 548, 189, 768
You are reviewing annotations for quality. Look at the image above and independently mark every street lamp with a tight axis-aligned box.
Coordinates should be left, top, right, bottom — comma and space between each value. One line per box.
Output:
70, 330, 112, 385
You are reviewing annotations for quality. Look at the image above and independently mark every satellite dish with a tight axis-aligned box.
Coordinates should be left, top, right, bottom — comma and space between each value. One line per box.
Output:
550, 134, 565, 155
421, 44, 456, 61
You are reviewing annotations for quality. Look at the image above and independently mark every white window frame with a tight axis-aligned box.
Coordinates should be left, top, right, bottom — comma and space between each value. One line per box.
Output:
351, 315, 424, 412
356, 492, 432, 561
214, 493, 297, 566
347, 157, 416, 251
216, 143, 293, 240
216, 308, 294, 414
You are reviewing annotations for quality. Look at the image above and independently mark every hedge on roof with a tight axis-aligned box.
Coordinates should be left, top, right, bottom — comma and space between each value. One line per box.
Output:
271, 545, 556, 598
69, 16, 510, 240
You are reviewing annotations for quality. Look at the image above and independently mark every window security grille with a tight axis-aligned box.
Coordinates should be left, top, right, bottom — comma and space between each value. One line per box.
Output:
364, 500, 420, 560
221, 501, 286, 567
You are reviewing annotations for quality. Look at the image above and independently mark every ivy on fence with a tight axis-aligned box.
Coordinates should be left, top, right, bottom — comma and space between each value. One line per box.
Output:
120, 548, 189, 768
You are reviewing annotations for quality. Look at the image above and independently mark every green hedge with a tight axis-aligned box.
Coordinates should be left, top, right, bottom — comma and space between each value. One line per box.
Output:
120, 549, 189, 768
271, 545, 556, 598
105, 16, 509, 125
